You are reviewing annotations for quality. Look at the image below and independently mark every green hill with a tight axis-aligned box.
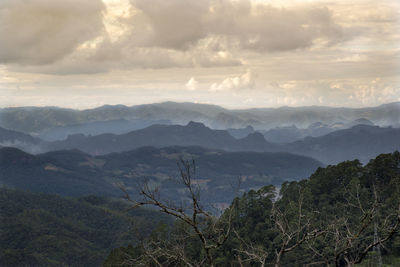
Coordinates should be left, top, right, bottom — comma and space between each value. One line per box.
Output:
0, 188, 171, 267
104, 151, 400, 266
0, 146, 322, 205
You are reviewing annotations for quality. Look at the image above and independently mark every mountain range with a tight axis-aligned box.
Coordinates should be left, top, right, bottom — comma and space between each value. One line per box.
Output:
37, 119, 171, 141
1, 102, 399, 134
1, 121, 399, 165
0, 146, 322, 205
280, 124, 400, 164
44, 121, 275, 155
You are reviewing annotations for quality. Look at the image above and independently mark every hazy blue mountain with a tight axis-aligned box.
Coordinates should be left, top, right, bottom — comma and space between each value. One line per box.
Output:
279, 125, 400, 164
209, 112, 261, 129
153, 101, 225, 117
44, 121, 276, 155
0, 126, 43, 153
262, 125, 305, 143
0, 146, 322, 205
261, 123, 334, 143
261, 118, 376, 143
306, 121, 342, 136
1, 102, 398, 134
0, 103, 213, 133
345, 118, 374, 128
0, 126, 39, 144
4, 120, 398, 166
227, 125, 255, 139
38, 119, 171, 141
240, 102, 400, 128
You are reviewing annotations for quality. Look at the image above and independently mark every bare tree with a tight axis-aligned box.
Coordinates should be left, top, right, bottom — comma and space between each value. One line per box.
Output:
122, 225, 205, 267
116, 160, 400, 267
306, 181, 400, 267
231, 184, 326, 267
271, 186, 326, 267
120, 158, 235, 266
233, 229, 269, 267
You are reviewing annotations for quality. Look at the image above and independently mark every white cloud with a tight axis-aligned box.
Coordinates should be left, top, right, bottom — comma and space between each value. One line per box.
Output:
210, 70, 255, 91
185, 77, 199, 91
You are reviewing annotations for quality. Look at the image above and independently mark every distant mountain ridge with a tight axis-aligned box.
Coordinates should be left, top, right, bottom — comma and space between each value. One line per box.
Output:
261, 118, 376, 143
1, 122, 399, 165
0, 126, 42, 153
0, 127, 40, 144
44, 121, 276, 155
44, 122, 400, 164
1, 101, 399, 133
0, 146, 322, 204
280, 124, 400, 164
37, 119, 171, 141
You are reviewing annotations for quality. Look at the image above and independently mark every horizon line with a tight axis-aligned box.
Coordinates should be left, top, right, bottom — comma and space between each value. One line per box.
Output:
1, 100, 399, 111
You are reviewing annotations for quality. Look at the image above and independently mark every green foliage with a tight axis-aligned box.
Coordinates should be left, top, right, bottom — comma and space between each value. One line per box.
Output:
104, 152, 400, 266
0, 188, 171, 267
218, 152, 400, 266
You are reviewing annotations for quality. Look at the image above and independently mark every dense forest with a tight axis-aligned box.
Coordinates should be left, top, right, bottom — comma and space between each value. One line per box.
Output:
1, 152, 399, 266
104, 152, 400, 266
0, 190, 171, 266
0, 146, 321, 205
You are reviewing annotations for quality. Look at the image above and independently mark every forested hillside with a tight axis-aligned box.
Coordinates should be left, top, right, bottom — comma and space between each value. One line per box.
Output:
0, 146, 321, 205
104, 152, 400, 266
0, 189, 171, 267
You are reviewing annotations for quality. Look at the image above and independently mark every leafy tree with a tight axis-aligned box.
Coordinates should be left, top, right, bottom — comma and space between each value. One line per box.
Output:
104, 152, 400, 266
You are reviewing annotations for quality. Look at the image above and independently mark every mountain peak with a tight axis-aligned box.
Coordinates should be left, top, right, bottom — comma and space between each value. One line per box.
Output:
351, 118, 374, 126
187, 121, 207, 128
245, 132, 267, 141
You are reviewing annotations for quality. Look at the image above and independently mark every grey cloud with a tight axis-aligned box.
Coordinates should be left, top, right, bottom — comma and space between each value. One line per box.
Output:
10, 41, 241, 75
0, 0, 381, 73
0, 0, 105, 65
130, 0, 210, 49
126, 0, 350, 52
73, 0, 348, 71
89, 35, 241, 70
115, 47, 241, 69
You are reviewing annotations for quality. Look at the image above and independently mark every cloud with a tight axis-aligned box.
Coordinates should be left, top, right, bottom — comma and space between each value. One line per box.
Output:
350, 77, 400, 105
125, 0, 350, 52
91, 40, 241, 70
64, 0, 352, 71
0, 0, 398, 81
336, 54, 368, 63
185, 77, 199, 91
0, 0, 105, 65
128, 0, 210, 50
25, 0, 351, 73
210, 70, 255, 91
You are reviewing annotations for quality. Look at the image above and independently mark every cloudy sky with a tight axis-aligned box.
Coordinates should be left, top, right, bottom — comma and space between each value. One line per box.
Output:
1, 0, 399, 109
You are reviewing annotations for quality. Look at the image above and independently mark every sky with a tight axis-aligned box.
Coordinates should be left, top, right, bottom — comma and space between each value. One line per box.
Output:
0, 0, 399, 109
